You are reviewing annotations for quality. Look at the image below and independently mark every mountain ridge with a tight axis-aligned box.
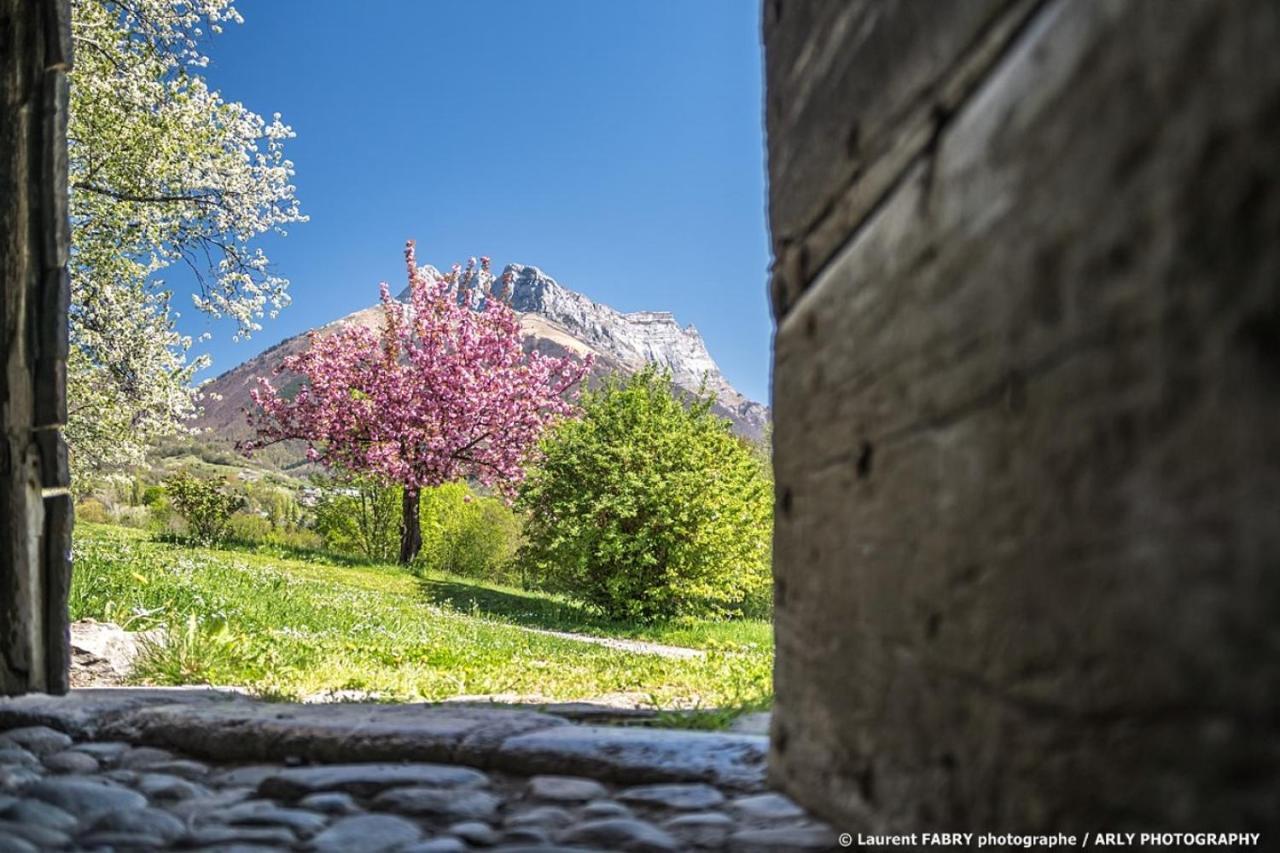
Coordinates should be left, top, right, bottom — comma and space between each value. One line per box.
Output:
192, 263, 770, 465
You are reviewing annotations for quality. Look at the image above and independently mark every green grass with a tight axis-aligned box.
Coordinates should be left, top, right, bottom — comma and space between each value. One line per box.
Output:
70, 524, 772, 719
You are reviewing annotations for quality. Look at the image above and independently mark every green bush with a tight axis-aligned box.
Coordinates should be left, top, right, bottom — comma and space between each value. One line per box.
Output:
226, 512, 324, 552
517, 367, 773, 621
164, 472, 246, 545
313, 475, 401, 562
76, 498, 111, 524
418, 482, 522, 583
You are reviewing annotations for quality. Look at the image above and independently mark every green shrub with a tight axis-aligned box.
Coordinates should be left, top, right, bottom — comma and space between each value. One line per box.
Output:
517, 367, 773, 621
313, 475, 401, 562
77, 498, 111, 524
164, 472, 246, 545
227, 513, 273, 543
418, 482, 522, 583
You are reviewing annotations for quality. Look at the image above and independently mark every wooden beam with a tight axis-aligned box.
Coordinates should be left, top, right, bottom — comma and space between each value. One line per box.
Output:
0, 0, 72, 696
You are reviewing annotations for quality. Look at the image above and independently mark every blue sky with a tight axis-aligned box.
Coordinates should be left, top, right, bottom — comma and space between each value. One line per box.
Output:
182, 0, 772, 403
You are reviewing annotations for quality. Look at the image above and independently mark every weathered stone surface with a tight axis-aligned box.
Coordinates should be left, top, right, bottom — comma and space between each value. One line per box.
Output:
85, 806, 185, 842
401, 838, 468, 853
527, 774, 610, 802
448, 820, 500, 845
309, 814, 423, 852
0, 747, 38, 769
24, 777, 147, 819
498, 727, 766, 790
118, 745, 176, 768
0, 836, 36, 853
728, 825, 839, 851
260, 763, 489, 800
1, 797, 78, 831
136, 771, 209, 801
372, 786, 501, 821
187, 824, 298, 847
210, 763, 284, 788
224, 801, 329, 837
104, 700, 566, 766
42, 748, 98, 774
69, 619, 160, 687
69, 740, 130, 763
298, 791, 361, 815
500, 826, 552, 846
0, 820, 69, 850
767, 0, 1280, 834
559, 817, 679, 852
661, 811, 734, 848
0, 725, 72, 756
76, 831, 167, 849
0, 688, 245, 738
617, 783, 725, 811
730, 792, 805, 820
580, 799, 632, 820
505, 804, 574, 829
0, 767, 40, 793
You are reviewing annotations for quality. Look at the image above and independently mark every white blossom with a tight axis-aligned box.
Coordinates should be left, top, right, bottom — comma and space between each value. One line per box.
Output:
67, 0, 305, 480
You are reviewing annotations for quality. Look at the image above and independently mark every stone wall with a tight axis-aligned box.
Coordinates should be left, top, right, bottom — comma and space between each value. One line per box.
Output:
765, 0, 1280, 832
1, 0, 73, 695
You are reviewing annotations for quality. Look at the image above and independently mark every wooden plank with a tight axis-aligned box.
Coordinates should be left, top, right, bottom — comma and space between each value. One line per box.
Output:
0, 0, 72, 696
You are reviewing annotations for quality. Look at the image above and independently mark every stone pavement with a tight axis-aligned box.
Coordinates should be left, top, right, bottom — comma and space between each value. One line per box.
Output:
0, 689, 838, 851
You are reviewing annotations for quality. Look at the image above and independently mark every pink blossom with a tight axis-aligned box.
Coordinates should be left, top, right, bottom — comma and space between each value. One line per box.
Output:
243, 240, 590, 497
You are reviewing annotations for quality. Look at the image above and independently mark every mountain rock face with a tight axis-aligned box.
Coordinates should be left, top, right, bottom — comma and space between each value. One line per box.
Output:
193, 264, 769, 460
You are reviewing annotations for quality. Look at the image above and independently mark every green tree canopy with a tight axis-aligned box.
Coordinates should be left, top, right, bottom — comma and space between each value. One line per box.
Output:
517, 367, 773, 621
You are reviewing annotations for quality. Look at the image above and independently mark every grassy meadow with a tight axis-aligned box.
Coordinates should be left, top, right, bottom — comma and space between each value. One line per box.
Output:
70, 523, 772, 723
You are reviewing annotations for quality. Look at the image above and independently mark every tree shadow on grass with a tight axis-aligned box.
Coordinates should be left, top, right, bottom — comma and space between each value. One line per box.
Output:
415, 577, 623, 636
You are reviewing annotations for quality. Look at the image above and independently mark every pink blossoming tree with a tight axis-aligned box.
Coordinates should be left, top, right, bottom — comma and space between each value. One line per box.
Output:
242, 241, 590, 563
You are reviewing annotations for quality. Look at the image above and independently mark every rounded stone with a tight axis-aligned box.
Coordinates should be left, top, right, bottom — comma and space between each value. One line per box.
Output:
117, 746, 176, 769
0, 746, 39, 769
732, 791, 806, 820
372, 786, 501, 821
23, 777, 147, 820
0, 819, 70, 850
209, 763, 285, 789
43, 749, 100, 774
0, 767, 42, 794
76, 831, 167, 849
259, 763, 489, 800
401, 838, 468, 853
0, 726, 72, 758
298, 791, 361, 815
525, 774, 609, 802
505, 804, 574, 830
69, 741, 131, 765
309, 814, 423, 852
616, 783, 726, 811
581, 798, 633, 819
187, 824, 299, 847
501, 826, 551, 845
86, 806, 186, 841
141, 759, 210, 780
137, 772, 210, 801
449, 820, 500, 845
0, 836, 37, 853
663, 811, 735, 847
559, 817, 680, 852
728, 825, 839, 851
2, 797, 79, 831
223, 800, 329, 837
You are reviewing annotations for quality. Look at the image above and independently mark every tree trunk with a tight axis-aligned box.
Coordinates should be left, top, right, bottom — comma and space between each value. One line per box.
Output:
0, 0, 73, 696
398, 485, 422, 564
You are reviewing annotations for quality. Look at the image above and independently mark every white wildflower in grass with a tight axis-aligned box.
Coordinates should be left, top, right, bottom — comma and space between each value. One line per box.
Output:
67, 0, 305, 481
